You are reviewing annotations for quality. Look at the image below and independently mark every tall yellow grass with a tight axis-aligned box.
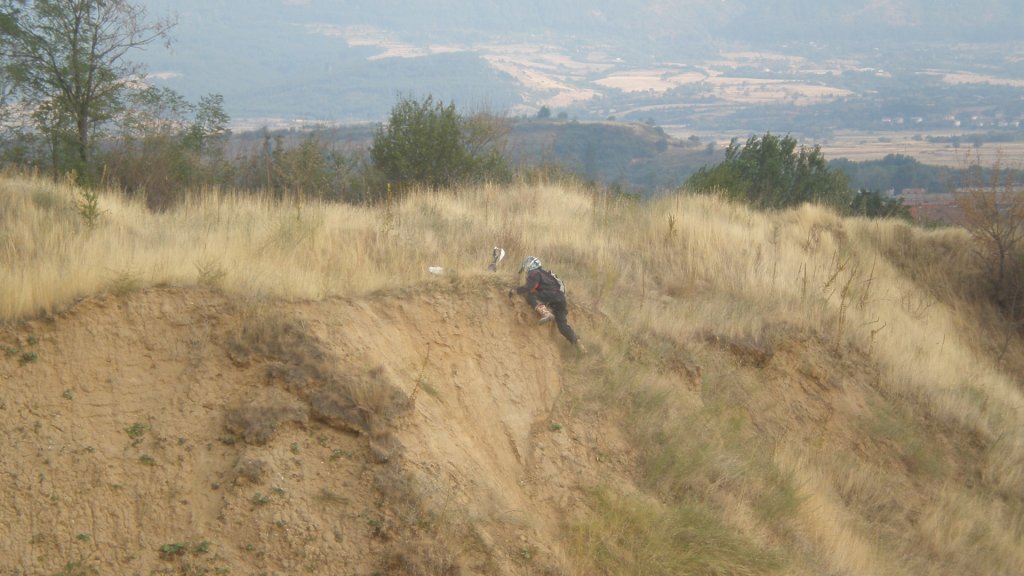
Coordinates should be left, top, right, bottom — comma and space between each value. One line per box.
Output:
3, 172, 1023, 575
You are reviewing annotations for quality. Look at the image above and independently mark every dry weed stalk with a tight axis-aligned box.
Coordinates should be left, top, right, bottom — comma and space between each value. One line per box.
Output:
862, 318, 887, 356
409, 344, 432, 405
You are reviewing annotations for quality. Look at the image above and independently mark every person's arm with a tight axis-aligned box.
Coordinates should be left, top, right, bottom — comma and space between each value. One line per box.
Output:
510, 270, 541, 297
516, 270, 542, 294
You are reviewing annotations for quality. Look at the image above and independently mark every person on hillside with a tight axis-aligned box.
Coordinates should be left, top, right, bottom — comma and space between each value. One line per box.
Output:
509, 256, 584, 351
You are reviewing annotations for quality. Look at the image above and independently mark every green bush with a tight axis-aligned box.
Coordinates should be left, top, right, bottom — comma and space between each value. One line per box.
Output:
370, 94, 510, 196
687, 132, 851, 210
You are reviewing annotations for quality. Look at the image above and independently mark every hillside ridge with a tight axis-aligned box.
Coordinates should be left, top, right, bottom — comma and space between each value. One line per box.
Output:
3, 173, 1024, 575
1, 280, 636, 575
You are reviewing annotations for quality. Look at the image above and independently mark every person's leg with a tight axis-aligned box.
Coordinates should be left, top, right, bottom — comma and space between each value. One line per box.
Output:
546, 299, 578, 344
524, 293, 553, 323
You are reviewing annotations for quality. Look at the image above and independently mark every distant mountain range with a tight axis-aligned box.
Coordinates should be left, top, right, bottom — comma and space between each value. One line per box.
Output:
134, 0, 1024, 129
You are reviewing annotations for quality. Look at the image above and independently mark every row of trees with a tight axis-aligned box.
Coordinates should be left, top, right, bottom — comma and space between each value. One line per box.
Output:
830, 154, 953, 194
0, 0, 933, 224
0, 0, 511, 205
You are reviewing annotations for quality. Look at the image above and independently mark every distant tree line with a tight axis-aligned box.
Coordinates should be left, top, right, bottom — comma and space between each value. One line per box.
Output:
830, 155, 953, 194
833, 154, 1024, 196
0, 1, 512, 208
0, 0, 975, 224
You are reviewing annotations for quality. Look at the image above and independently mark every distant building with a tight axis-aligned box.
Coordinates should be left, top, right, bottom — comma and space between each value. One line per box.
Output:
899, 188, 927, 198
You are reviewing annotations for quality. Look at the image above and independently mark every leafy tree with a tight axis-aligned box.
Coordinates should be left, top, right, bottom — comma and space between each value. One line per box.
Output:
268, 133, 355, 202
228, 130, 367, 204
849, 189, 912, 220
370, 94, 510, 194
686, 133, 851, 211
0, 0, 175, 181
102, 86, 230, 209
183, 94, 231, 156
536, 105, 551, 119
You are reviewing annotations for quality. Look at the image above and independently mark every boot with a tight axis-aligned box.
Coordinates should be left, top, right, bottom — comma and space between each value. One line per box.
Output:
534, 304, 554, 325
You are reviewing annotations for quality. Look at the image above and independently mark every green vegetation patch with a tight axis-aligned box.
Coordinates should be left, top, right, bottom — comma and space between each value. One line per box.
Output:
51, 561, 98, 576
574, 487, 781, 576
862, 398, 947, 478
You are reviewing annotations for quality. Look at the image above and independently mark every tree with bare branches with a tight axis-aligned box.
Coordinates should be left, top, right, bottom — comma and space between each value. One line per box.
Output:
955, 155, 1024, 314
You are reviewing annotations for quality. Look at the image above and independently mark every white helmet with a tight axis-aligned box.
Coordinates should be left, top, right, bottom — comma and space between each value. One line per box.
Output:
519, 256, 542, 273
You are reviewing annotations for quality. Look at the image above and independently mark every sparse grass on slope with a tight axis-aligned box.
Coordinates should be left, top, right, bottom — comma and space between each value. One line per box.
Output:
3, 172, 1023, 576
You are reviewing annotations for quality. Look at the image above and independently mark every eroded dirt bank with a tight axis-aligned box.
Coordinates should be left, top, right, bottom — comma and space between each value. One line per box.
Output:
1, 279, 636, 575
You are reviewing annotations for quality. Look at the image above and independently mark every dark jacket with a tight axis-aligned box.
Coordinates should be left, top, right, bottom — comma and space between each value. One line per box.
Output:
515, 268, 565, 302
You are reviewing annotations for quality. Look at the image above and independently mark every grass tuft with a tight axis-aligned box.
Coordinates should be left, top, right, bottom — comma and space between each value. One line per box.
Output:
573, 487, 781, 576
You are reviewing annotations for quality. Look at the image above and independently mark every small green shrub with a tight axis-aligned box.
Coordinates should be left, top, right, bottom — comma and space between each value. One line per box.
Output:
159, 542, 187, 559
193, 540, 210, 554
76, 188, 102, 229
52, 561, 98, 576
515, 546, 537, 562
125, 422, 147, 441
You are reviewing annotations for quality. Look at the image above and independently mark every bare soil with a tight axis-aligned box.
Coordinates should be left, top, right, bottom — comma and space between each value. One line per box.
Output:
1, 280, 635, 575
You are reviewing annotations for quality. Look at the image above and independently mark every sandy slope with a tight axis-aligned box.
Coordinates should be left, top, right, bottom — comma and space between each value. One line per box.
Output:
1, 278, 634, 575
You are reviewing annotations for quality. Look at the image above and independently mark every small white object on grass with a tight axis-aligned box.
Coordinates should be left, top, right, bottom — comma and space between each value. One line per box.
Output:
487, 246, 506, 272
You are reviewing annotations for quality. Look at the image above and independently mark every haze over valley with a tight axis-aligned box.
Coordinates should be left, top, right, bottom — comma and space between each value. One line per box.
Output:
134, 0, 1023, 148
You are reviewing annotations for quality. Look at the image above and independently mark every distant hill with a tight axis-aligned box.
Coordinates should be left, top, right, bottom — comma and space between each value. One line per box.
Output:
133, 0, 1024, 128
507, 120, 720, 193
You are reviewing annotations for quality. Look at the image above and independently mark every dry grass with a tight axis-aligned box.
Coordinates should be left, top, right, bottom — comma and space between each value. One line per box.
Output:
0, 174, 596, 318
4, 171, 1024, 575
816, 132, 1024, 167
571, 486, 781, 576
